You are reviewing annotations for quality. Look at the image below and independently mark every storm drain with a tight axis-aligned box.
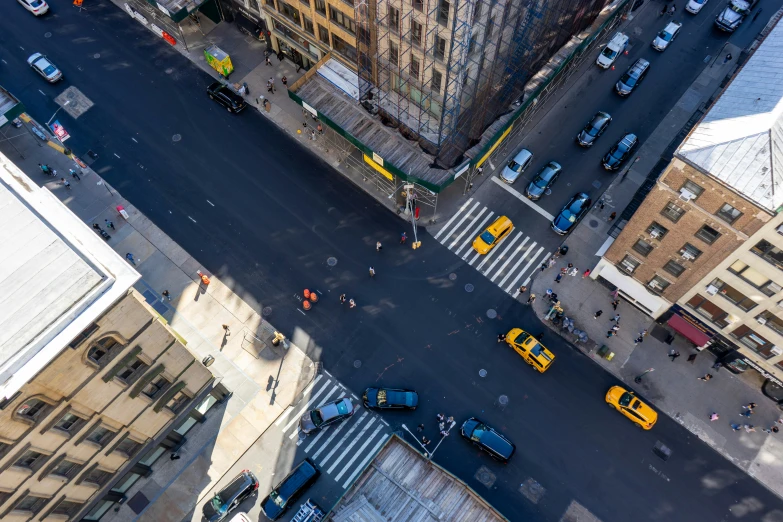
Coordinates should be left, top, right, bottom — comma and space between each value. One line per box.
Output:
559, 500, 602, 522
474, 466, 496, 488
653, 440, 672, 461
519, 478, 546, 504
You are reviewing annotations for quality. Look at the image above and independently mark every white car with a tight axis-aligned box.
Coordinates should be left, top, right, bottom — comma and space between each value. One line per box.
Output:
686, 0, 708, 13
27, 53, 63, 83
652, 21, 682, 51
596, 32, 629, 69
17, 0, 49, 15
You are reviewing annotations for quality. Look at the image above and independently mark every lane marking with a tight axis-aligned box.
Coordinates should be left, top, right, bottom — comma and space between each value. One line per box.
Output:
288, 386, 341, 440
434, 198, 474, 240
206, 200, 215, 207
188, 216, 197, 224
333, 425, 384, 481
114, 153, 121, 159
491, 177, 555, 221
342, 434, 390, 489
318, 413, 368, 467
131, 137, 138, 143
456, 210, 493, 256
498, 241, 537, 287
311, 412, 358, 460
504, 246, 545, 293
280, 380, 332, 432
490, 237, 529, 282
326, 418, 377, 474
447, 204, 484, 249
478, 233, 523, 272
38, 89, 46, 96
522, 251, 552, 287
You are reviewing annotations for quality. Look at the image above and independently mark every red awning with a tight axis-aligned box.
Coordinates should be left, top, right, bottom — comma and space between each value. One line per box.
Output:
668, 314, 711, 346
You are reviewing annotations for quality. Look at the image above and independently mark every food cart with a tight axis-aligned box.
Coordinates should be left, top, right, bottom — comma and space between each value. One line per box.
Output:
204, 45, 233, 78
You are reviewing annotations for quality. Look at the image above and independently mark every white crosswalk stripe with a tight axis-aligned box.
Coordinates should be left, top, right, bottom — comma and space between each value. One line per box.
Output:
432, 201, 549, 297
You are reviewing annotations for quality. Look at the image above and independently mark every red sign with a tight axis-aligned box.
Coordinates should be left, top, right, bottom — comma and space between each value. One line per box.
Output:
50, 120, 70, 142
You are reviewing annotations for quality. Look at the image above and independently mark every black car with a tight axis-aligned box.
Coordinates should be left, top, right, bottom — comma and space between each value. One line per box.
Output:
202, 470, 258, 522
577, 111, 612, 147
602, 133, 638, 171
261, 458, 320, 520
363, 388, 419, 410
207, 82, 247, 113
551, 192, 592, 235
615, 58, 650, 96
525, 161, 562, 200
461, 417, 515, 462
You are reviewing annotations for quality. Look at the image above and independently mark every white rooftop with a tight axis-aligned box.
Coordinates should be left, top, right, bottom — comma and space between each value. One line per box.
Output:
0, 152, 139, 400
677, 18, 783, 213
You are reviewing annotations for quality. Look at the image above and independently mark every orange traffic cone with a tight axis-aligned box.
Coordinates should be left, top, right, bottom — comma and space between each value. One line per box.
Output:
304, 289, 311, 299
309, 292, 318, 303
303, 300, 311, 311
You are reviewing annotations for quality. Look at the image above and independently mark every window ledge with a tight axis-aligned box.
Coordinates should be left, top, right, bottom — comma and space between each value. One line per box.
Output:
81, 480, 101, 490
82, 441, 104, 451
47, 474, 69, 483
9, 466, 34, 475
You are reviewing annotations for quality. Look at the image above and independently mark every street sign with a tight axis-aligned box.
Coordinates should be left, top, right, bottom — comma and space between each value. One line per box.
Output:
50, 120, 70, 142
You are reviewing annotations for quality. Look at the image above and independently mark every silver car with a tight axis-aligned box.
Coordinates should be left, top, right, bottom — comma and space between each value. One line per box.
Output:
299, 397, 355, 434
27, 53, 62, 83
652, 21, 682, 51
499, 148, 533, 184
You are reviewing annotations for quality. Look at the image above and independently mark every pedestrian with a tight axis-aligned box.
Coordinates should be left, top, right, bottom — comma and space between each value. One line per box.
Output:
710, 412, 719, 422
222, 324, 230, 335
497, 333, 506, 343
560, 267, 568, 276
339, 293, 346, 304
611, 299, 619, 310
540, 262, 547, 272
698, 373, 713, 382
376, 241, 382, 252
744, 424, 756, 433
743, 402, 757, 411
93, 223, 102, 231
731, 423, 742, 432
421, 436, 430, 446
265, 55, 272, 66
317, 123, 324, 135
669, 350, 680, 361
611, 324, 620, 332
126, 253, 136, 265
569, 267, 579, 277
417, 423, 424, 432
548, 257, 556, 268
608, 211, 617, 222
69, 168, 81, 181
583, 269, 591, 278
598, 200, 605, 210
517, 285, 527, 295
269, 78, 275, 93
641, 329, 648, 337
611, 314, 620, 323
440, 430, 449, 437
170, 453, 181, 461
740, 410, 753, 418
527, 294, 536, 305
447, 416, 454, 424
594, 310, 603, 319
687, 353, 698, 363
281, 76, 288, 88
400, 232, 407, 244
634, 336, 644, 345
310, 129, 317, 141
549, 293, 558, 302
105, 219, 115, 230
349, 299, 356, 308
60, 178, 71, 190
712, 361, 723, 371
437, 413, 445, 422
659, 4, 667, 15
438, 422, 445, 431
555, 274, 562, 284
668, 4, 676, 15
723, 53, 732, 64
162, 290, 171, 301
39, 163, 49, 174
606, 330, 616, 338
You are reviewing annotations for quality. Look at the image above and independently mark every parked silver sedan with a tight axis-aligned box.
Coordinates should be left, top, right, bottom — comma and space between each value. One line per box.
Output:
27, 53, 62, 83
498, 148, 533, 184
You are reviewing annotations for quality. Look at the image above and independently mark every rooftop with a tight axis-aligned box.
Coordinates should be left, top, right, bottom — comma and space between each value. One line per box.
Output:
677, 17, 783, 213
0, 152, 139, 400
330, 436, 507, 522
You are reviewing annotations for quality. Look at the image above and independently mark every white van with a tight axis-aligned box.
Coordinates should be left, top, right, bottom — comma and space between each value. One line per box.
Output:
228, 513, 252, 522
595, 32, 629, 69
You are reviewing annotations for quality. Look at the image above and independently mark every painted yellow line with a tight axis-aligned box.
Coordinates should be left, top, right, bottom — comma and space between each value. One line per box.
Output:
47, 141, 66, 153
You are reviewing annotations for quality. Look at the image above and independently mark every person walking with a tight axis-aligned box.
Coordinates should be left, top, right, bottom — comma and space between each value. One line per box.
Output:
555, 273, 562, 284
437, 413, 445, 422
611, 314, 620, 323
105, 219, 115, 230
421, 436, 431, 446
687, 353, 698, 363
608, 211, 617, 222
417, 423, 425, 432
611, 324, 620, 332
569, 267, 579, 277
126, 253, 136, 265
339, 293, 346, 304
698, 373, 713, 382
349, 299, 356, 308
763, 426, 780, 434
668, 3, 676, 15
723, 53, 733, 64
369, 266, 376, 278
744, 424, 756, 433
69, 168, 81, 181
400, 232, 407, 244
497, 333, 506, 343
548, 257, 556, 268
606, 330, 616, 338
582, 269, 591, 278
222, 324, 230, 335
281, 76, 288, 88
740, 409, 753, 418
93, 223, 102, 232
162, 290, 171, 301
634, 336, 644, 346
710, 412, 719, 422
611, 299, 619, 311
731, 423, 742, 432
376, 241, 383, 252
39, 163, 50, 175
60, 178, 71, 190
517, 285, 527, 295
526, 294, 536, 305
265, 55, 272, 66
669, 350, 680, 361
317, 123, 324, 135
594, 310, 603, 319
743, 402, 757, 411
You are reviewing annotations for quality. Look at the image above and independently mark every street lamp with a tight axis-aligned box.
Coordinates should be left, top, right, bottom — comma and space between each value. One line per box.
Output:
47, 100, 70, 126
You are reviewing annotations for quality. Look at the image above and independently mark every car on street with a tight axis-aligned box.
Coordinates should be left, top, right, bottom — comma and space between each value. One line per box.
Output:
472, 216, 513, 254
595, 32, 629, 69
615, 58, 650, 96
525, 161, 562, 200
18, 0, 48, 15
686, 0, 708, 13
498, 148, 533, 184
715, 0, 757, 31
551, 192, 592, 235
602, 133, 638, 171
27, 53, 62, 83
299, 397, 355, 434
577, 111, 612, 147
605, 386, 658, 430
207, 82, 247, 113
202, 470, 258, 522
505, 328, 555, 373
261, 458, 320, 520
363, 387, 418, 410
461, 417, 515, 462
652, 21, 682, 51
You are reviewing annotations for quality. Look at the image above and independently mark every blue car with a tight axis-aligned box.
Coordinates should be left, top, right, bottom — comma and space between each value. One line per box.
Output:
552, 192, 592, 235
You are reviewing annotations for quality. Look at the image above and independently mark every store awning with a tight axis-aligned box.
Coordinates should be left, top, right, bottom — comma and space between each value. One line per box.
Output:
668, 314, 711, 346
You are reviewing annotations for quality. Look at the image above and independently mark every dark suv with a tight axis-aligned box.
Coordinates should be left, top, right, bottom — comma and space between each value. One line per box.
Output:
576, 111, 612, 147
363, 387, 419, 410
261, 458, 320, 520
202, 470, 258, 522
615, 58, 650, 97
461, 417, 515, 462
207, 82, 247, 113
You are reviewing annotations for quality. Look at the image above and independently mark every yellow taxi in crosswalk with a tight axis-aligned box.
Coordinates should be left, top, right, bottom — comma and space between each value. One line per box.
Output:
472, 216, 513, 254
505, 328, 555, 373
605, 386, 658, 430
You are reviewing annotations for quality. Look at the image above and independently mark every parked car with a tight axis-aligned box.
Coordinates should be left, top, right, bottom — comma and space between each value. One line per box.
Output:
461, 417, 515, 462
715, 0, 757, 31
577, 111, 612, 147
261, 459, 320, 520
202, 470, 259, 522
686, 0, 708, 13
595, 32, 629, 69
525, 161, 562, 200
602, 133, 638, 171
299, 397, 355, 434
363, 388, 418, 410
472, 216, 513, 254
18, 0, 48, 15
615, 58, 650, 96
498, 148, 533, 184
27, 53, 62, 83
605, 386, 658, 429
551, 192, 592, 235
505, 328, 556, 373
652, 21, 683, 51
207, 82, 247, 113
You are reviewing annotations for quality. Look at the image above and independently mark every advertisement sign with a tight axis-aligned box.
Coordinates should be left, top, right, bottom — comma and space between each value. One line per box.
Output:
49, 120, 70, 142
149, 24, 164, 37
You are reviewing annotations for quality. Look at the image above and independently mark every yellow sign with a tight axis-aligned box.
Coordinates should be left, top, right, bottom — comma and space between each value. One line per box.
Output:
475, 124, 513, 168
363, 154, 393, 181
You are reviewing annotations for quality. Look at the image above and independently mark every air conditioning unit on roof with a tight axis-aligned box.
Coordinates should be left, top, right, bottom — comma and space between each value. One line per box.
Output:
682, 251, 695, 260
706, 285, 719, 295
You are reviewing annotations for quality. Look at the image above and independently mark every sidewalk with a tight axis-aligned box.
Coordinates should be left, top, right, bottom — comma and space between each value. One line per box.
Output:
527, 44, 783, 497
0, 120, 317, 522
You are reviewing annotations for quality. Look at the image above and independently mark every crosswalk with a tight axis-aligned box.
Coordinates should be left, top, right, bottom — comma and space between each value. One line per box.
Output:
273, 372, 391, 490
433, 198, 551, 296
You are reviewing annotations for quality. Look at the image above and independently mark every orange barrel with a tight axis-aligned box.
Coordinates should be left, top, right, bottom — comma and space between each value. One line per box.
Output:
303, 300, 311, 310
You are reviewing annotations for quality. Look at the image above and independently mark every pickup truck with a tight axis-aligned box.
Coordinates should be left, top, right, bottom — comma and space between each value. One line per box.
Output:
715, 0, 758, 32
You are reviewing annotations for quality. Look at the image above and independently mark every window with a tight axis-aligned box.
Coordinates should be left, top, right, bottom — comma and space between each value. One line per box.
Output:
463, 68, 470, 85
142, 376, 169, 399
50, 459, 83, 480
431, 70, 443, 93
681, 179, 704, 199
632, 239, 654, 257
437, 0, 450, 26
86, 425, 115, 448
716, 203, 742, 224
249, 0, 260, 8
16, 398, 48, 422
728, 261, 783, 296
434, 35, 446, 60
661, 201, 686, 223
330, 7, 355, 34
52, 411, 86, 437
314, 0, 326, 15
695, 224, 721, 244
486, 16, 494, 39
265, 0, 275, 6
69, 323, 99, 349
646, 222, 668, 240
303, 16, 314, 34
619, 255, 641, 273
410, 55, 420, 79
472, 0, 481, 23
166, 391, 191, 414
679, 243, 702, 261
731, 324, 777, 358
468, 33, 477, 54
88, 337, 120, 365
280, 1, 301, 23
412, 0, 423, 10
116, 358, 147, 384
663, 260, 685, 278
317, 25, 330, 44
687, 294, 730, 328
751, 240, 783, 271
647, 275, 671, 294
711, 278, 758, 312
52, 499, 83, 517
82, 467, 113, 487
15, 449, 46, 470
756, 311, 783, 336
411, 20, 422, 46
12, 494, 49, 515
389, 41, 399, 65
114, 438, 142, 458
388, 6, 400, 31
332, 34, 357, 61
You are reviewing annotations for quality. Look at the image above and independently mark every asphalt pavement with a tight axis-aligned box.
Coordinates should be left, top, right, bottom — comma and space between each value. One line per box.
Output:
3, 2, 783, 521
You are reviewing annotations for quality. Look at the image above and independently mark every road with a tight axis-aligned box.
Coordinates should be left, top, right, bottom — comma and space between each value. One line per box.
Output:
2, 2, 783, 521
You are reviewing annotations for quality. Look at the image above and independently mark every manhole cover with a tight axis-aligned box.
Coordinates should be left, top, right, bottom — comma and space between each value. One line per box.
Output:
519, 478, 546, 504
165, 68, 175, 74
262, 306, 272, 317
591, 180, 602, 189
172, 134, 182, 142
474, 466, 496, 488
653, 441, 672, 461
588, 219, 599, 228
298, 431, 307, 441
353, 360, 362, 368
449, 273, 457, 281
498, 395, 509, 406
465, 284, 474, 293
479, 369, 487, 377
93, 53, 101, 59
486, 309, 497, 319
44, 32, 52, 38
327, 257, 338, 266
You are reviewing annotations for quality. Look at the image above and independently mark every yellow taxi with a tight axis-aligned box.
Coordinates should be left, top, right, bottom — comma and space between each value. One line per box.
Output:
605, 386, 658, 430
472, 216, 513, 254
505, 328, 555, 373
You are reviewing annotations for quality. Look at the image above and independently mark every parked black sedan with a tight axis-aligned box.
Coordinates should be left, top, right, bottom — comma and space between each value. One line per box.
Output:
551, 192, 592, 235
202, 469, 258, 522
602, 133, 638, 171
207, 82, 247, 113
525, 161, 562, 200
461, 417, 515, 462
363, 388, 418, 410
576, 111, 612, 147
